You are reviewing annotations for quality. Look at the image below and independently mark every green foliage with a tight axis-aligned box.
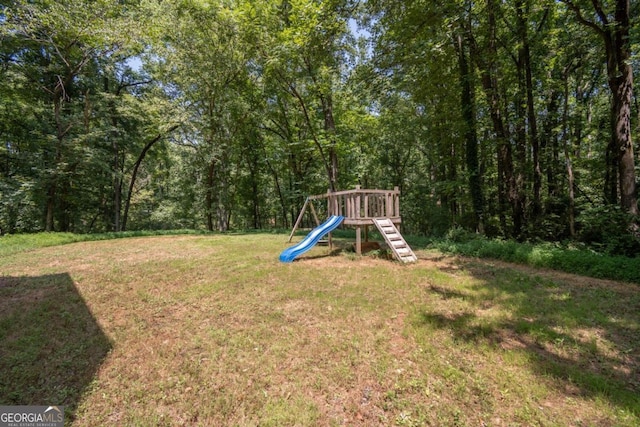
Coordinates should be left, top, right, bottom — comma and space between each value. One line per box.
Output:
0, 178, 40, 234
0, 0, 163, 233
1, 0, 638, 258
576, 205, 640, 257
431, 232, 640, 284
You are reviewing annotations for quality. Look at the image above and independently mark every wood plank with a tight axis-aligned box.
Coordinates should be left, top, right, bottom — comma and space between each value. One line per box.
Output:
372, 218, 417, 263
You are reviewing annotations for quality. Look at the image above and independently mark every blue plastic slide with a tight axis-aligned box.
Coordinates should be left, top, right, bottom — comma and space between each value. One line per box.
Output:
279, 215, 344, 262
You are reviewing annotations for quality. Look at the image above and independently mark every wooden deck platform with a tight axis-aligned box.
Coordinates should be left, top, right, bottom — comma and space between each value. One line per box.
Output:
309, 186, 402, 226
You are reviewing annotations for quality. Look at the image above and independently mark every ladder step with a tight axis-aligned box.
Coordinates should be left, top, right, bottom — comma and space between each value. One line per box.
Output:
372, 218, 416, 263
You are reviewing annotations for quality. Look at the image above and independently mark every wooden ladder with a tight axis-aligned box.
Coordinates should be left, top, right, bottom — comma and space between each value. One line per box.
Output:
372, 218, 417, 263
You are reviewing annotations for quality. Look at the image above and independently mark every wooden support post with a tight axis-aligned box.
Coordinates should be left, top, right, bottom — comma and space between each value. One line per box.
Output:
288, 197, 309, 242
394, 186, 400, 217
355, 186, 361, 220
356, 225, 362, 255
326, 189, 334, 251
309, 201, 320, 227
364, 193, 369, 218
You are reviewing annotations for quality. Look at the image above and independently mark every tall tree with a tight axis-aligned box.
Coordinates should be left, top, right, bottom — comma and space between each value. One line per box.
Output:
147, 0, 256, 231
469, 0, 522, 236
1, 0, 141, 231
259, 0, 353, 193
455, 31, 484, 233
514, 0, 543, 217
563, 0, 637, 215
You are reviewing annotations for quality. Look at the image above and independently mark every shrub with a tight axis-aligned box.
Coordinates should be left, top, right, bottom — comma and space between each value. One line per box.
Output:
430, 229, 640, 283
576, 205, 640, 257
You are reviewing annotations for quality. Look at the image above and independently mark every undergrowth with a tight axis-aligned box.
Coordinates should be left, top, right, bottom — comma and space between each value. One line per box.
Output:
425, 228, 640, 284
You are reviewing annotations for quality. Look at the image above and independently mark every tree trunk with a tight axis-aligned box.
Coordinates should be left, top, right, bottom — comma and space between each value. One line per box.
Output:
264, 155, 288, 228
456, 34, 481, 229
516, 0, 542, 216
216, 148, 232, 232
610, 0, 636, 215
114, 175, 122, 231
472, 0, 519, 236
562, 75, 576, 236
541, 88, 561, 202
321, 93, 339, 192
604, 137, 619, 204
245, 147, 261, 229
206, 159, 215, 232
45, 182, 56, 232
564, 0, 636, 215
286, 80, 337, 193
515, 54, 527, 239
613, 72, 636, 214
121, 126, 179, 231
45, 88, 65, 231
104, 76, 123, 232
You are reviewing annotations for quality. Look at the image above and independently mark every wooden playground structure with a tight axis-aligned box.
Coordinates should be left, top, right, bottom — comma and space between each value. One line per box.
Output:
288, 186, 417, 263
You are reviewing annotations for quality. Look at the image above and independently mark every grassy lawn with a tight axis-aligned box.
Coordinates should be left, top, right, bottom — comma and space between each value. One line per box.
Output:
0, 233, 638, 426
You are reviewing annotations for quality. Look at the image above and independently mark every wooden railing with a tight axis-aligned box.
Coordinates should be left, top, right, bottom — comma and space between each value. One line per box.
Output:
310, 186, 401, 225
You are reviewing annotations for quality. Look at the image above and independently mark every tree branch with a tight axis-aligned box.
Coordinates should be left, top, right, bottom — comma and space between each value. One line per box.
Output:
562, 0, 605, 36
590, 0, 609, 26
121, 124, 180, 231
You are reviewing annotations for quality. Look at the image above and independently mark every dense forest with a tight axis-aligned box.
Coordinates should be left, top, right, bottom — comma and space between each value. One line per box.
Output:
1, 0, 638, 254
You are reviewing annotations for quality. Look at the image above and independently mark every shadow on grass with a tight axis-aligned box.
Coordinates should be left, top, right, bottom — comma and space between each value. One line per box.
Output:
419, 262, 640, 417
423, 236, 640, 283
292, 247, 346, 261
0, 274, 112, 421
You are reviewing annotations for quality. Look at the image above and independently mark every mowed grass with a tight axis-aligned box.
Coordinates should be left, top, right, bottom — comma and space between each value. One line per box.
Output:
0, 233, 638, 426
